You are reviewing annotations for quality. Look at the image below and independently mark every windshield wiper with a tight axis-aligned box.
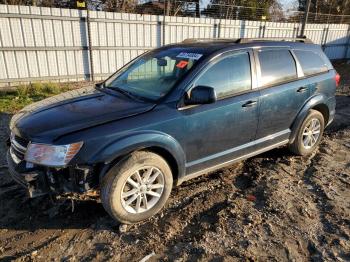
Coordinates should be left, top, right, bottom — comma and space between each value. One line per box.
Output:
103, 85, 146, 102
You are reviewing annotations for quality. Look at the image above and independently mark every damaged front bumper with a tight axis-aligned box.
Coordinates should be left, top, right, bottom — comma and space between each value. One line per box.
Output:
6, 149, 97, 198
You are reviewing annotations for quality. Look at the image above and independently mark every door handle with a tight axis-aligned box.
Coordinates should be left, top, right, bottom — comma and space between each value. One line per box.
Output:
242, 100, 257, 107
297, 87, 308, 93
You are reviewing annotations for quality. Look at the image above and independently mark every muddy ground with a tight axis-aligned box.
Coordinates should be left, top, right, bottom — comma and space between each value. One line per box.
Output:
0, 62, 349, 262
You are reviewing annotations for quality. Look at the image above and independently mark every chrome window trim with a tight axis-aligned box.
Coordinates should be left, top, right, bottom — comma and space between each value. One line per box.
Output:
250, 50, 258, 89
292, 48, 329, 76
177, 48, 256, 110
290, 49, 305, 78
190, 50, 254, 97
254, 47, 300, 89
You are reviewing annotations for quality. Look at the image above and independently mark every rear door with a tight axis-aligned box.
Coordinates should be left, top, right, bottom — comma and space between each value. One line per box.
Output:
254, 48, 310, 148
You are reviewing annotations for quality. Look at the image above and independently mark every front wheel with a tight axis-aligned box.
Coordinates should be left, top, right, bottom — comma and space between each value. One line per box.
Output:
289, 109, 325, 156
100, 151, 173, 224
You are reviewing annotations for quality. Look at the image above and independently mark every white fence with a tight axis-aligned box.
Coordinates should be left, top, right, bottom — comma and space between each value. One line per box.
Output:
0, 4, 349, 86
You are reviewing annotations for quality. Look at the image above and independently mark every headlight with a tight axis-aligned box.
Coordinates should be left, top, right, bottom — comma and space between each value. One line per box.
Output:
25, 142, 83, 167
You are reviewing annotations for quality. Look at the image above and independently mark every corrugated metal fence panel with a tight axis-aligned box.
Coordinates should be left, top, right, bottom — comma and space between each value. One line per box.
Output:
88, 11, 160, 81
164, 16, 215, 44
305, 24, 327, 46
324, 24, 350, 59
0, 4, 349, 86
264, 21, 298, 38
0, 4, 90, 85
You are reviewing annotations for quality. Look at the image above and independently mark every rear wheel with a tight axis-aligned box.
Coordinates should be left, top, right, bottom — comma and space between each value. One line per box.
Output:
100, 151, 173, 224
289, 109, 324, 156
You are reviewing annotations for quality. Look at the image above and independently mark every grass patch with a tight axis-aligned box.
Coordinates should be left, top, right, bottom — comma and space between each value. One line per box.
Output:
0, 82, 73, 113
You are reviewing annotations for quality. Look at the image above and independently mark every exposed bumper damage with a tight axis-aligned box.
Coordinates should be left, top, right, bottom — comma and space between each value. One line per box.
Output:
6, 148, 96, 198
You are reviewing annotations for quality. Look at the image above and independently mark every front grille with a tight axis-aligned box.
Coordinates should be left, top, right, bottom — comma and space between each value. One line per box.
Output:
10, 133, 29, 163
14, 135, 29, 148
7, 151, 28, 188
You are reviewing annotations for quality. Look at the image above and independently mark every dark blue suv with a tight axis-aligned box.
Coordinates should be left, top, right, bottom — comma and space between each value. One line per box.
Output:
7, 38, 339, 224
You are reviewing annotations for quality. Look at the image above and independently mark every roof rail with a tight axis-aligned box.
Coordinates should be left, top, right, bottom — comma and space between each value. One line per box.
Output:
181, 37, 313, 44
182, 38, 238, 43
236, 37, 313, 44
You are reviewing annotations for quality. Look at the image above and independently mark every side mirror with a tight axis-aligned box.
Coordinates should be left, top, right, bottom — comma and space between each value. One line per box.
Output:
95, 82, 104, 88
157, 58, 167, 67
185, 86, 217, 105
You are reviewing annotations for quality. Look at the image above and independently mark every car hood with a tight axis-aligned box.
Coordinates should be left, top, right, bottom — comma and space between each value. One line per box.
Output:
11, 87, 155, 141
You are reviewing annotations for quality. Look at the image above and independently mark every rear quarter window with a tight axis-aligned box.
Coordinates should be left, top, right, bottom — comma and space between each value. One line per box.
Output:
293, 50, 328, 76
258, 49, 297, 87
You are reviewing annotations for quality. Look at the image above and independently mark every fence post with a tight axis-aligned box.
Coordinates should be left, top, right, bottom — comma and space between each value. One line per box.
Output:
213, 23, 217, 38
300, 0, 311, 37
217, 22, 221, 38
259, 22, 266, 38
344, 25, 350, 59
86, 8, 94, 82
162, 5, 166, 45
322, 26, 330, 51
293, 25, 297, 38
157, 20, 164, 46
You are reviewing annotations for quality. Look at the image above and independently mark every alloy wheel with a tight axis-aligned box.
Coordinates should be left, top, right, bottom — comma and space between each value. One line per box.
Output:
302, 118, 321, 149
120, 166, 165, 214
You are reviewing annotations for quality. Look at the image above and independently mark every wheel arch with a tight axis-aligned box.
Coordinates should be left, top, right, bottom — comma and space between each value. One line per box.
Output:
145, 146, 180, 183
93, 131, 186, 184
312, 103, 329, 125
290, 94, 329, 143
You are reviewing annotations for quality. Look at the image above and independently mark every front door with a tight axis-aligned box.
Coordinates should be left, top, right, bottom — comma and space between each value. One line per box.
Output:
179, 50, 260, 174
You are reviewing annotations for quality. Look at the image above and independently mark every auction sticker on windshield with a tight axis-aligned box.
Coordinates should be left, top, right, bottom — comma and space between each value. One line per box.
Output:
176, 52, 203, 60
176, 60, 189, 69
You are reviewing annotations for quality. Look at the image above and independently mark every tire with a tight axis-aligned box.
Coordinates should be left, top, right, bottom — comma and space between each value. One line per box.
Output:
100, 151, 173, 224
289, 109, 325, 156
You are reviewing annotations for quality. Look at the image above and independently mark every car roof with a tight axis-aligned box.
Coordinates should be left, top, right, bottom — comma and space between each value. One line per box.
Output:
158, 38, 321, 56
154, 41, 236, 56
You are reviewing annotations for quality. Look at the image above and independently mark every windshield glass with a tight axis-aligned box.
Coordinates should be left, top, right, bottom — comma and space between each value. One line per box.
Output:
104, 48, 203, 101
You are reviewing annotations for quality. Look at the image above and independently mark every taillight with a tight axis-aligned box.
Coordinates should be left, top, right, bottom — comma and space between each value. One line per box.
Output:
334, 73, 341, 88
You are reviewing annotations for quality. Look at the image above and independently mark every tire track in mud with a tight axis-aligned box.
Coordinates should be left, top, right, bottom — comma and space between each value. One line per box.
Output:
109, 165, 242, 260
119, 162, 262, 260
301, 136, 350, 261
121, 179, 230, 260
1, 230, 60, 261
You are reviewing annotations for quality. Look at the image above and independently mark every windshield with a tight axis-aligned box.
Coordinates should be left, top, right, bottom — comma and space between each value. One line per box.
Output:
104, 48, 203, 101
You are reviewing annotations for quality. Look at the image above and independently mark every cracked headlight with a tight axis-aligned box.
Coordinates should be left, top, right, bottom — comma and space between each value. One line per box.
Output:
25, 142, 83, 167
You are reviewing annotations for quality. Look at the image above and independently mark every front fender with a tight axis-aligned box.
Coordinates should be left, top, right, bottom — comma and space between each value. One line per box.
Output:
289, 94, 329, 143
89, 130, 186, 179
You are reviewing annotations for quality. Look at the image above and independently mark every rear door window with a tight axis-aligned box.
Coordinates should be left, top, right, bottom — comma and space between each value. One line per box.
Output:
195, 52, 252, 98
258, 49, 297, 87
293, 50, 328, 76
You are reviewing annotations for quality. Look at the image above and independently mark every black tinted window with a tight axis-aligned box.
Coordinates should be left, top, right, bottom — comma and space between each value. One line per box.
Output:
294, 50, 328, 76
258, 49, 297, 86
195, 52, 251, 98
